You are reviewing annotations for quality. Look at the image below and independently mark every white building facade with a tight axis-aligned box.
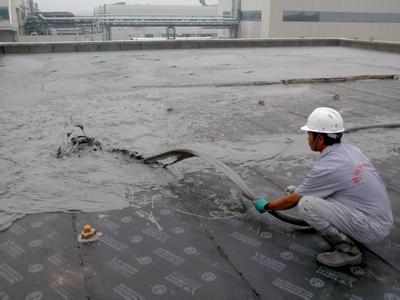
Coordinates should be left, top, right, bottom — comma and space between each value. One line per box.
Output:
0, 0, 29, 42
219, 0, 400, 41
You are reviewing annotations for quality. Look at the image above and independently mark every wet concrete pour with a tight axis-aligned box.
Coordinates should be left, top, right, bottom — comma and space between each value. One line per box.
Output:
0, 47, 400, 299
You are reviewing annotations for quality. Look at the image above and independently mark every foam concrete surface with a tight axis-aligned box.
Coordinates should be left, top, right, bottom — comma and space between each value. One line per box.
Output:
0, 46, 399, 299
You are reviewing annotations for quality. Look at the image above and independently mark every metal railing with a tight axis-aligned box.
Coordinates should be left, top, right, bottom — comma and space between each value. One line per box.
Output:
36, 13, 238, 28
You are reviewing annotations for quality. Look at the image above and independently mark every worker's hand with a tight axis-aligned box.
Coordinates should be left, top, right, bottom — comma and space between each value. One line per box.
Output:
255, 197, 269, 213
285, 185, 296, 196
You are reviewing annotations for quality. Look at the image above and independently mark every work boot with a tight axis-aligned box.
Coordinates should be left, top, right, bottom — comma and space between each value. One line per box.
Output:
316, 226, 362, 267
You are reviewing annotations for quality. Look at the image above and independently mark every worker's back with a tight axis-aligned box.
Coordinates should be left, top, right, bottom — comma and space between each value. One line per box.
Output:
296, 143, 393, 239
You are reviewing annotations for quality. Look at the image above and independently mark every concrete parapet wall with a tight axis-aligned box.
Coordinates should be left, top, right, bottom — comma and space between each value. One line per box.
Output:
0, 38, 399, 54
339, 39, 400, 53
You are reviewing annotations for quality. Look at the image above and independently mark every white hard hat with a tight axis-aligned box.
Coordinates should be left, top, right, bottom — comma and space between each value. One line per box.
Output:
301, 107, 345, 133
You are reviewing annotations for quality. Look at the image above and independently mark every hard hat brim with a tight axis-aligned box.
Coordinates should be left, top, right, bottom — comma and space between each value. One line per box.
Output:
300, 125, 311, 131
300, 125, 345, 133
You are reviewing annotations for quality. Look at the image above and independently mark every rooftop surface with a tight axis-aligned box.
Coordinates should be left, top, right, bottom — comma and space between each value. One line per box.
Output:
0, 46, 399, 299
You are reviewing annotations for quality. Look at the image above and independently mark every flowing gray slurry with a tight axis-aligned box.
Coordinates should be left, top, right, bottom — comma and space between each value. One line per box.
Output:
0, 47, 399, 231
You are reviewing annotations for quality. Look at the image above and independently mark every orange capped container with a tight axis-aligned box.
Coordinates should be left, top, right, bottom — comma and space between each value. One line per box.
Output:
83, 225, 92, 233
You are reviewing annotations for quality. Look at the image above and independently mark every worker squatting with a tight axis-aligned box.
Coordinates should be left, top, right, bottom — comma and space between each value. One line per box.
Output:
255, 107, 393, 268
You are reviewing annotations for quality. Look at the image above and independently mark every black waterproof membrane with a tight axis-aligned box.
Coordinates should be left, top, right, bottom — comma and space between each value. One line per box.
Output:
1, 157, 399, 300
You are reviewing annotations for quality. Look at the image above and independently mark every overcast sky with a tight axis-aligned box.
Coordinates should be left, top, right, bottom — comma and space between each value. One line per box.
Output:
35, 0, 218, 14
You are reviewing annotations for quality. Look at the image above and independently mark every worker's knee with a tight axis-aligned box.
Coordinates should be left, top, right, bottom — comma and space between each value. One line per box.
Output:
297, 196, 318, 218
298, 196, 336, 232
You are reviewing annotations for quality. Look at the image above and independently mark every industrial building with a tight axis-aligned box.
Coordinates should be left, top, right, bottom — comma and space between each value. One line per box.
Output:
0, 0, 31, 42
93, 3, 229, 40
219, 0, 400, 41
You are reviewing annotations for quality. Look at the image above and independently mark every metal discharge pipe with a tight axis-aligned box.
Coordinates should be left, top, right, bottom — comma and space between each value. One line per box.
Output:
345, 123, 400, 133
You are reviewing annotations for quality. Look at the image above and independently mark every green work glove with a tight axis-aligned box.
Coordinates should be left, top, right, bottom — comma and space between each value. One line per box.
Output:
255, 197, 269, 213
